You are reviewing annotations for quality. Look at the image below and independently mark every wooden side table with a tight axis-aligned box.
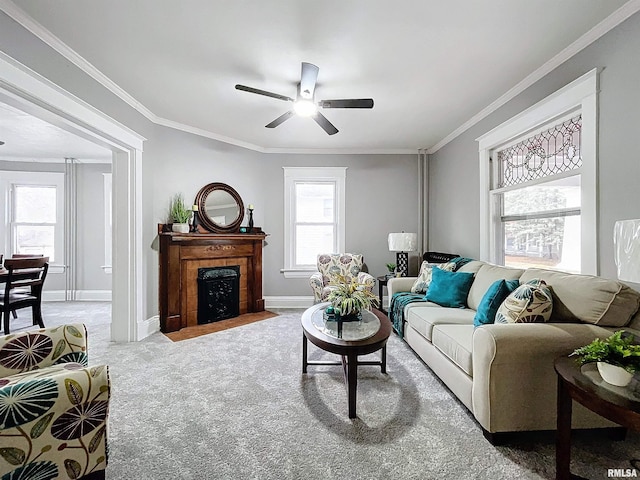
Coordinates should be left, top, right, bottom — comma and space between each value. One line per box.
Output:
554, 356, 640, 480
377, 275, 390, 314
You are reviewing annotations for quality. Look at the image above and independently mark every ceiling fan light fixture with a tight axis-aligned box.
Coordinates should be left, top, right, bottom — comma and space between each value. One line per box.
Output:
294, 100, 317, 117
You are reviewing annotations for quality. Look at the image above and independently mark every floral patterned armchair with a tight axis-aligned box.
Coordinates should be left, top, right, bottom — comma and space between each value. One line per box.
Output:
309, 253, 376, 303
0, 324, 110, 480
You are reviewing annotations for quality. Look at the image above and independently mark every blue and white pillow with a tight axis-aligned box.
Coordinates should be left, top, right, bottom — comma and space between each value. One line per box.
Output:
411, 261, 456, 293
495, 279, 553, 324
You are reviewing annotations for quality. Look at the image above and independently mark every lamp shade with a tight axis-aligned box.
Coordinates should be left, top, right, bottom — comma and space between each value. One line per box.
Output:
388, 232, 418, 252
614, 219, 640, 283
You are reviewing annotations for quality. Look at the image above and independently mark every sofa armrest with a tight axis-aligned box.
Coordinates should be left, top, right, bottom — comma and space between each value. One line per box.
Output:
388, 277, 416, 297
472, 323, 614, 433
0, 324, 88, 378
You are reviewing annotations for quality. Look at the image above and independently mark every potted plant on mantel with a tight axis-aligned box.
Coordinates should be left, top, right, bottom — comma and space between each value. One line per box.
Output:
327, 274, 379, 321
169, 193, 192, 233
571, 330, 640, 387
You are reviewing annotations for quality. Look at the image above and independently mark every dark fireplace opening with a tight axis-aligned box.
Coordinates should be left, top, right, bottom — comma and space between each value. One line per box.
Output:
197, 266, 240, 324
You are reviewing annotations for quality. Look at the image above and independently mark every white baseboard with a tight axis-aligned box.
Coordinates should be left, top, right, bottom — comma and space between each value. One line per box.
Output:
264, 296, 314, 309
76, 290, 112, 301
138, 315, 159, 341
43, 290, 112, 302
42, 291, 66, 302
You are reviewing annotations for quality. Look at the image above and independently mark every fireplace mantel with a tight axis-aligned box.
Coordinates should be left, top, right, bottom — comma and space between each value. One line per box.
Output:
158, 225, 267, 333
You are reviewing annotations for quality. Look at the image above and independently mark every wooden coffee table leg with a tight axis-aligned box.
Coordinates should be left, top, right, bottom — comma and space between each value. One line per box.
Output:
347, 352, 358, 418
302, 334, 308, 373
556, 376, 572, 480
381, 345, 387, 374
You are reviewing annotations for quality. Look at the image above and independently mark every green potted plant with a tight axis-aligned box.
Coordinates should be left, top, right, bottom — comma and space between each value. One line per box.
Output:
169, 193, 192, 233
327, 274, 379, 320
570, 330, 640, 387
386, 263, 396, 278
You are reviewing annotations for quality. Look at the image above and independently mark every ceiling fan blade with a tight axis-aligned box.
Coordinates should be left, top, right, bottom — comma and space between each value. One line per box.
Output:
235, 84, 294, 102
312, 112, 339, 135
265, 111, 295, 128
318, 98, 374, 109
299, 62, 319, 99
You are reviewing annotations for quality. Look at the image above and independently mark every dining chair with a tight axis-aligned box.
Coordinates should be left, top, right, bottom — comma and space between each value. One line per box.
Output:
8, 254, 45, 319
0, 257, 49, 335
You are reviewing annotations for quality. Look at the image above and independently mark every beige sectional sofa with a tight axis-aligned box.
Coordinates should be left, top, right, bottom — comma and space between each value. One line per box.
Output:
388, 260, 640, 443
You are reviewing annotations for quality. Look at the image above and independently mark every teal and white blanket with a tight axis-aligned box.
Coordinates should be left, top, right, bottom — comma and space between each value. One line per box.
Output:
389, 257, 474, 338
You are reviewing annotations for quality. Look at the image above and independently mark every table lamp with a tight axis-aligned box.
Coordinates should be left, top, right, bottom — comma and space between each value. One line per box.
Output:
614, 219, 640, 283
388, 232, 417, 277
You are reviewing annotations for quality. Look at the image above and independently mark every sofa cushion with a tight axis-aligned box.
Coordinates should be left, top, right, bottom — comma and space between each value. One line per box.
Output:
411, 261, 456, 293
495, 279, 553, 323
431, 324, 475, 376
425, 268, 475, 308
406, 304, 476, 341
457, 260, 485, 275
474, 279, 520, 327
520, 268, 640, 327
467, 264, 524, 311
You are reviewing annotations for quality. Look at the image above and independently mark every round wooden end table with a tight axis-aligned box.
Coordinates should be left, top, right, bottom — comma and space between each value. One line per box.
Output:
301, 303, 392, 419
554, 356, 640, 480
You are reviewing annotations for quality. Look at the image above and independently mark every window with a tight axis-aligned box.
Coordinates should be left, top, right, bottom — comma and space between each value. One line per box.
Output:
495, 115, 582, 272
0, 171, 65, 266
283, 167, 346, 277
477, 69, 597, 274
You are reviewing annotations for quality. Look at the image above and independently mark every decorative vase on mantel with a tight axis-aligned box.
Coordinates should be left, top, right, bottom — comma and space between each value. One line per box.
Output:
597, 362, 634, 387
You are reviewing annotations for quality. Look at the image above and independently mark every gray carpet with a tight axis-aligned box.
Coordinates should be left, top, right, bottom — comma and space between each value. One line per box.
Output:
10, 303, 640, 479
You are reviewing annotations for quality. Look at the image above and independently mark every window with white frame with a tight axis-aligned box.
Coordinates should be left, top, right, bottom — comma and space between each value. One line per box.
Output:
282, 167, 346, 277
494, 115, 582, 272
0, 171, 65, 265
477, 69, 598, 274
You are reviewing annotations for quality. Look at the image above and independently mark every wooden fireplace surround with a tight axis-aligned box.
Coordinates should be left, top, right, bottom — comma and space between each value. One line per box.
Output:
158, 225, 267, 333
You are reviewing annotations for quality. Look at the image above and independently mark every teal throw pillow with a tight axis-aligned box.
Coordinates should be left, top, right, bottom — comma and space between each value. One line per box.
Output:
425, 267, 475, 308
473, 279, 520, 327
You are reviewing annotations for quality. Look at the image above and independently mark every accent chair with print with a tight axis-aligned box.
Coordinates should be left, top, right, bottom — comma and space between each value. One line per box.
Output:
0, 324, 110, 480
309, 253, 376, 303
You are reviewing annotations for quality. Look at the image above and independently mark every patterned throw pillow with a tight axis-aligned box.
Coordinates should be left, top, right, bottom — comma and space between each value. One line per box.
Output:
495, 279, 553, 324
411, 261, 456, 293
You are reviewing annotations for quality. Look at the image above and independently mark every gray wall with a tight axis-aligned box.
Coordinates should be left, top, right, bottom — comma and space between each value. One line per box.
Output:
76, 162, 111, 291
0, 13, 419, 316
0, 160, 111, 292
429, 11, 640, 281
145, 128, 418, 307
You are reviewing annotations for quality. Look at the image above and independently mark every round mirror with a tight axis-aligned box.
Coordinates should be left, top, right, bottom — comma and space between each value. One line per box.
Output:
195, 183, 244, 233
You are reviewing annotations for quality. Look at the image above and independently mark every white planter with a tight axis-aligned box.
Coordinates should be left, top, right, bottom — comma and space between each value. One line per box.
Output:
171, 223, 189, 233
596, 362, 634, 387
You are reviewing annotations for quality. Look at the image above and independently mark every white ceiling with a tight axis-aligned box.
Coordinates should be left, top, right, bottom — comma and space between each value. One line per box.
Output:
2, 0, 638, 154
0, 102, 112, 162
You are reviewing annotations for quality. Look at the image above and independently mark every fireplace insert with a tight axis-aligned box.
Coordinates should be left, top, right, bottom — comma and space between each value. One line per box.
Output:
197, 266, 240, 323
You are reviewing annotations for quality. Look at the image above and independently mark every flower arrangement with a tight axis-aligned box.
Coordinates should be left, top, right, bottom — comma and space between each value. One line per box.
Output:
327, 273, 379, 318
570, 330, 640, 374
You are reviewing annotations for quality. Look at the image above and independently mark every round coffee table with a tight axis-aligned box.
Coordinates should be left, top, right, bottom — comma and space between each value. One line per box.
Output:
554, 356, 640, 480
301, 303, 392, 418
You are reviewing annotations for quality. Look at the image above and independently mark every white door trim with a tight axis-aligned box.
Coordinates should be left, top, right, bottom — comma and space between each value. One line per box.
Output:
0, 51, 147, 341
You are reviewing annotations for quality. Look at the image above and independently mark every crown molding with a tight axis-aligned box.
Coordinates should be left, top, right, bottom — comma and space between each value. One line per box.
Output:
4, 0, 638, 156
425, 0, 640, 154
0, 0, 415, 155
0, 156, 111, 163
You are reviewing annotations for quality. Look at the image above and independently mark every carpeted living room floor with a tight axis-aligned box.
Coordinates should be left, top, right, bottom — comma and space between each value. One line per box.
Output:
8, 302, 640, 479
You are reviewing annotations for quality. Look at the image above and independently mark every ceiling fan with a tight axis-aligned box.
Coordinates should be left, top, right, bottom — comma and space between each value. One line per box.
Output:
235, 62, 374, 135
